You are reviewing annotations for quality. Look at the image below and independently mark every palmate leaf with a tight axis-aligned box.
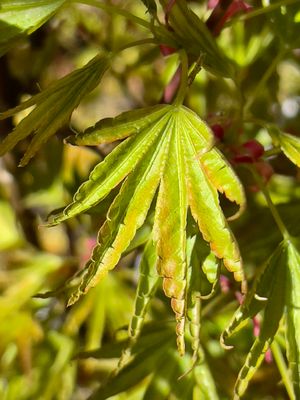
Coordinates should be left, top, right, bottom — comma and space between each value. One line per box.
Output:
0, 53, 110, 165
221, 243, 286, 345
222, 240, 300, 399
0, 0, 66, 56
286, 240, 300, 398
48, 104, 246, 352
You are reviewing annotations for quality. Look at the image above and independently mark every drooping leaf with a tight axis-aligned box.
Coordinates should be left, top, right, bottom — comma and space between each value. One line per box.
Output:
0, 0, 66, 56
277, 132, 300, 168
153, 112, 188, 355
193, 235, 220, 288
186, 235, 202, 361
117, 239, 159, 370
129, 239, 159, 340
185, 235, 220, 365
182, 116, 243, 282
285, 240, 300, 398
158, 0, 235, 78
0, 53, 110, 165
222, 241, 289, 398
49, 104, 245, 352
267, 124, 300, 168
221, 242, 286, 344
234, 254, 286, 398
199, 148, 246, 220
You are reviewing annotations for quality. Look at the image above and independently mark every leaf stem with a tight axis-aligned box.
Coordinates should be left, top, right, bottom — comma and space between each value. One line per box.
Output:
250, 166, 290, 240
73, 0, 152, 30
271, 340, 295, 400
263, 147, 282, 158
174, 49, 189, 106
116, 38, 158, 53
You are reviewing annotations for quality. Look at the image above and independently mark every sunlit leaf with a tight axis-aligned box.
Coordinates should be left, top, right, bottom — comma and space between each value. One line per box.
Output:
48, 104, 245, 352
221, 243, 285, 344
222, 241, 293, 398
153, 112, 188, 355
285, 240, 300, 398
267, 125, 300, 168
0, 0, 66, 56
49, 105, 172, 224
234, 254, 286, 398
67, 105, 168, 146
277, 132, 300, 168
129, 239, 159, 340
0, 53, 110, 165
186, 235, 202, 361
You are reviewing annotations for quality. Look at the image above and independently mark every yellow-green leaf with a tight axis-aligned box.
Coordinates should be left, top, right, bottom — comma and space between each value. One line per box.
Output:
267, 124, 300, 168
286, 241, 300, 398
0, 53, 110, 165
153, 112, 188, 355
68, 105, 169, 146
222, 241, 289, 398
129, 239, 159, 339
48, 107, 171, 225
49, 104, 245, 353
182, 117, 243, 282
0, 0, 66, 56
68, 127, 170, 305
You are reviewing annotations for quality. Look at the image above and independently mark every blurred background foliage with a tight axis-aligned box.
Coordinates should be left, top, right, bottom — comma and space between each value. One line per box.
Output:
0, 0, 299, 399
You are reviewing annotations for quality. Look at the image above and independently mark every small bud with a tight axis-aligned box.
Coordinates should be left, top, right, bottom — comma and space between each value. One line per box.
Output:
159, 44, 176, 56
243, 140, 265, 159
211, 124, 225, 140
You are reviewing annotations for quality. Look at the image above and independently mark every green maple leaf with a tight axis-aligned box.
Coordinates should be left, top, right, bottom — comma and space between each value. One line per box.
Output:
48, 104, 246, 353
222, 239, 300, 399
266, 124, 300, 168
0, 0, 66, 56
0, 53, 110, 165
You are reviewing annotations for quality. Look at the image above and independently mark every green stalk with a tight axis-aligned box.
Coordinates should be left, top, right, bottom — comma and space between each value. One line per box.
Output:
116, 38, 158, 53
250, 166, 290, 240
174, 49, 189, 106
271, 340, 295, 400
